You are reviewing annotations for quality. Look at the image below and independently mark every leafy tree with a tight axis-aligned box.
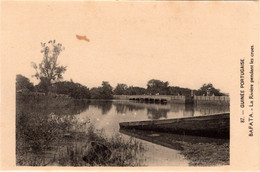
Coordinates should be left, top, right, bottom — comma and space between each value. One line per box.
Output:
35, 77, 50, 93
197, 83, 225, 96
168, 86, 193, 96
147, 79, 169, 95
31, 40, 66, 93
114, 83, 128, 95
100, 81, 113, 99
168, 86, 182, 95
90, 81, 113, 99
90, 87, 102, 99
16, 74, 34, 92
126, 86, 146, 95
70, 83, 91, 99
51, 81, 91, 99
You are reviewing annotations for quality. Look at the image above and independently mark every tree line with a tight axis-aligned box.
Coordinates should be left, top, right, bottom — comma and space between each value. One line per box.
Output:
16, 40, 227, 99
16, 75, 226, 99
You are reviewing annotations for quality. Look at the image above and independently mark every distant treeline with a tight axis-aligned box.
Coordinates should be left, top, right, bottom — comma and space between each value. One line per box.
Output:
16, 75, 227, 100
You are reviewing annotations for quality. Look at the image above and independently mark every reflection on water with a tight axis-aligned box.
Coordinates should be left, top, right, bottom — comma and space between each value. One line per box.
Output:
147, 108, 169, 120
183, 104, 195, 117
111, 100, 229, 119
88, 100, 113, 115
17, 99, 229, 166
76, 100, 229, 137
115, 102, 145, 114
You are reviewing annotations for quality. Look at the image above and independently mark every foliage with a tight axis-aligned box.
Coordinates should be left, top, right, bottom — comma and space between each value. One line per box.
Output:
197, 83, 225, 96
16, 74, 34, 92
16, 98, 145, 166
126, 86, 146, 95
112, 81, 226, 97
168, 86, 193, 96
52, 81, 91, 99
85, 127, 145, 166
32, 40, 67, 92
114, 84, 128, 95
90, 81, 113, 99
101, 81, 113, 98
34, 77, 50, 93
180, 142, 229, 166
113, 84, 146, 95
147, 79, 169, 95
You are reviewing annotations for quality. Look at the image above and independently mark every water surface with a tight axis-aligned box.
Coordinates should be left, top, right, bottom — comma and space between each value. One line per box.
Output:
74, 100, 229, 166
76, 100, 229, 137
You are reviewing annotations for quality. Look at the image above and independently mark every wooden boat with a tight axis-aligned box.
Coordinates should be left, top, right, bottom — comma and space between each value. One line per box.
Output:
119, 113, 230, 139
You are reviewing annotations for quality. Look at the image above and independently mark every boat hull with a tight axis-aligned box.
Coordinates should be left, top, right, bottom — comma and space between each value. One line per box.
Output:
119, 113, 230, 139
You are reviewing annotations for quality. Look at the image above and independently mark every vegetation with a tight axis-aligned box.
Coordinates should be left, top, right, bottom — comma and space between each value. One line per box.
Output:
125, 86, 147, 95
180, 142, 229, 166
52, 81, 91, 99
90, 81, 113, 99
16, 40, 227, 99
114, 83, 128, 95
31, 40, 66, 93
16, 73, 227, 99
18, 39, 227, 98
196, 83, 226, 96
16, 97, 145, 166
114, 80, 227, 96
82, 126, 145, 166
16, 40, 229, 167
147, 79, 169, 95
16, 74, 34, 92
168, 86, 193, 97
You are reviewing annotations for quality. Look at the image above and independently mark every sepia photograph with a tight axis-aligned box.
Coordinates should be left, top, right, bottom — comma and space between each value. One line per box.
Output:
0, 1, 259, 170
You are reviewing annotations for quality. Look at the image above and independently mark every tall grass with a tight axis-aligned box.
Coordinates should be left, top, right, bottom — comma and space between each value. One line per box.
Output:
179, 141, 229, 166
16, 94, 145, 166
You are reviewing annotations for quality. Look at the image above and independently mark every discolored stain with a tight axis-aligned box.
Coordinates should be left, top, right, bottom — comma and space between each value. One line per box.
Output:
76, 35, 90, 42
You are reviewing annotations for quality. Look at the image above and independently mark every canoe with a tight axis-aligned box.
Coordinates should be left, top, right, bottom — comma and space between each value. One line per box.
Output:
119, 113, 230, 139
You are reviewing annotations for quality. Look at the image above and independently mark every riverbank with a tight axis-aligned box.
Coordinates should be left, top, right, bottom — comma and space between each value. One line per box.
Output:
120, 129, 229, 166
16, 94, 230, 166
180, 141, 229, 166
16, 97, 145, 166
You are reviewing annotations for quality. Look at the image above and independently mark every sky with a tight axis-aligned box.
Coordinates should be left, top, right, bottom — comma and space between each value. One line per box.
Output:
1, 1, 258, 93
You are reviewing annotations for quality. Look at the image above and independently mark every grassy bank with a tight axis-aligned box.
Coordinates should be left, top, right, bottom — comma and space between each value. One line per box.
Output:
179, 142, 229, 166
16, 95, 145, 166
119, 129, 229, 166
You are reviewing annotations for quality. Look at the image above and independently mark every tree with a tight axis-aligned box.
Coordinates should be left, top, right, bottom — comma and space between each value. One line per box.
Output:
32, 40, 66, 93
168, 86, 192, 96
100, 81, 113, 99
51, 81, 91, 99
90, 81, 113, 99
90, 87, 102, 99
16, 74, 34, 92
114, 83, 128, 95
126, 86, 146, 95
35, 77, 50, 93
147, 79, 169, 95
197, 83, 225, 96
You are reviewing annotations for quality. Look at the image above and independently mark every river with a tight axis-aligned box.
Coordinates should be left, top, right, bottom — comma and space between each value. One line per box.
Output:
74, 100, 229, 166
16, 98, 229, 166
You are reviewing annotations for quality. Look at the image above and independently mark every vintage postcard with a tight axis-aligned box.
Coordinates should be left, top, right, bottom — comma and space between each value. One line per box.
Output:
0, 1, 259, 171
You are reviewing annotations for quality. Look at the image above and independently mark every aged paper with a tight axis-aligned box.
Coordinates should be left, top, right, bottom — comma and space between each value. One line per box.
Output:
0, 1, 259, 171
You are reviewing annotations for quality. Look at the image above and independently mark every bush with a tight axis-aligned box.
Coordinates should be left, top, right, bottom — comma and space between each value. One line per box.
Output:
16, 98, 145, 166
